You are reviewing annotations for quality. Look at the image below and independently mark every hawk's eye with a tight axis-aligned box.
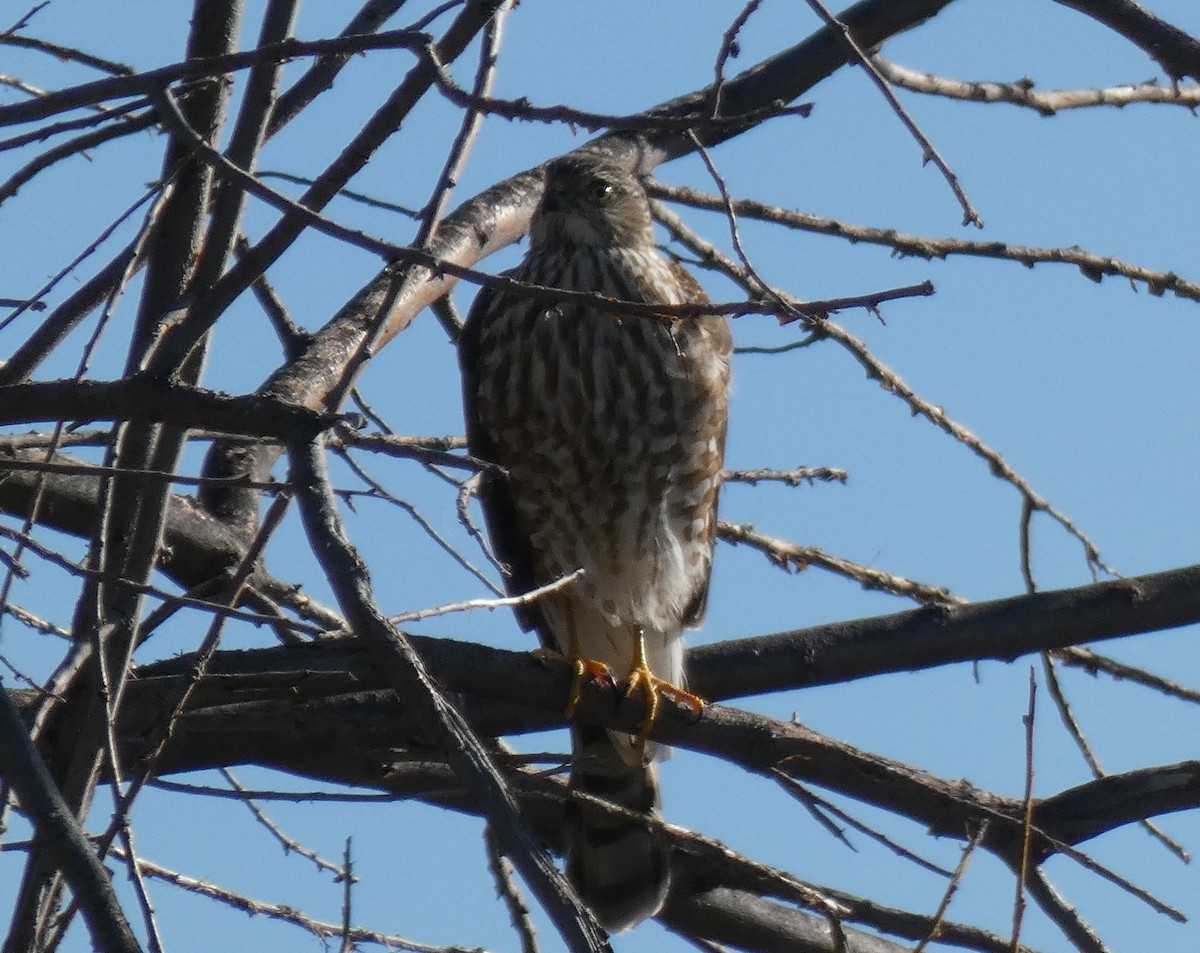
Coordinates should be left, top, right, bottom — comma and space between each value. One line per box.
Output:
589, 180, 614, 204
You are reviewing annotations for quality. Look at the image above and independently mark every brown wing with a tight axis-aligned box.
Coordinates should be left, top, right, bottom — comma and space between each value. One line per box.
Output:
664, 257, 733, 630
457, 278, 546, 638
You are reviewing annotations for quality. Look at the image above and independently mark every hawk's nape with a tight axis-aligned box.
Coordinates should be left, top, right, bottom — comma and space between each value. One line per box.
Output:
459, 151, 731, 932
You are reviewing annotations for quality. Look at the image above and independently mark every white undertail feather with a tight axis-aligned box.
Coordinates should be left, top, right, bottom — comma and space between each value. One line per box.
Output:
561, 600, 684, 765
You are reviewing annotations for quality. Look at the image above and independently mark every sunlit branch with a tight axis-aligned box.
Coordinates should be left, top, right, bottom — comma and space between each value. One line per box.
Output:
872, 55, 1200, 114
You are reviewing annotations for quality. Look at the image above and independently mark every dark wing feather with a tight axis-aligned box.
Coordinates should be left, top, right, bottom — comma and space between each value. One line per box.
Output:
664, 258, 733, 630
457, 278, 546, 637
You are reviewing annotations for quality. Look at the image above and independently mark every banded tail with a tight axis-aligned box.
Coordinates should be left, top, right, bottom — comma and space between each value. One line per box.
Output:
564, 723, 671, 932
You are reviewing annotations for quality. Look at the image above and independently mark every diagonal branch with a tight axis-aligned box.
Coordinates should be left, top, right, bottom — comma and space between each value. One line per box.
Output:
1052, 0, 1200, 82
287, 436, 612, 953
0, 688, 142, 953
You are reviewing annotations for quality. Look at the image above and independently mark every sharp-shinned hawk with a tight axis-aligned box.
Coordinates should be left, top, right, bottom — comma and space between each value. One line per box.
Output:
459, 151, 731, 932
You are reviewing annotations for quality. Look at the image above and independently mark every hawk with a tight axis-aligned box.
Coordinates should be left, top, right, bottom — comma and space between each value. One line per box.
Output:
459, 151, 731, 932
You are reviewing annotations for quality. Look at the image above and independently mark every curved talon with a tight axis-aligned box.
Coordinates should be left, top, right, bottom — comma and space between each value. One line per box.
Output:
532, 648, 614, 717
622, 628, 707, 747
566, 658, 614, 718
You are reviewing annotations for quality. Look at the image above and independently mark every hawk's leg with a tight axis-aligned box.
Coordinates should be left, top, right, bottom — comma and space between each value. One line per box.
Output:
623, 627, 706, 747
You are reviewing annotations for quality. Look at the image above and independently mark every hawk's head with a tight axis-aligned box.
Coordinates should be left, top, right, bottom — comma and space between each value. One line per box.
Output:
531, 154, 654, 251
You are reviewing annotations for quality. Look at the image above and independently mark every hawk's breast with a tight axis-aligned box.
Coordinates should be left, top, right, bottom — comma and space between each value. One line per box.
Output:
473, 246, 730, 633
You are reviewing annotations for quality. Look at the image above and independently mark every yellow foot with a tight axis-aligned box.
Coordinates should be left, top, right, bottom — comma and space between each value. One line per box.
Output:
622, 665, 706, 746
532, 649, 613, 718
567, 658, 616, 717
621, 625, 707, 747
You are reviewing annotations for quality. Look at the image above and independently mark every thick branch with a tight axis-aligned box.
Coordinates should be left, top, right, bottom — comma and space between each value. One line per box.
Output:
83, 564, 1200, 853
690, 563, 1200, 699
0, 447, 257, 586
112, 561, 1200, 712
0, 378, 340, 437
662, 886, 908, 953
1053, 0, 1200, 82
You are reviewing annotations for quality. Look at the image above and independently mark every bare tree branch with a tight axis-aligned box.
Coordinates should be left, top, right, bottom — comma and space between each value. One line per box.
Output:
870, 55, 1200, 114
287, 436, 612, 953
1052, 0, 1200, 82
0, 689, 143, 953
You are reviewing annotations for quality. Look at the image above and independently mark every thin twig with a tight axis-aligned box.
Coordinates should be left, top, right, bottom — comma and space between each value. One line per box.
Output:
915, 821, 989, 953
1011, 668, 1037, 952
712, 0, 764, 114
390, 570, 583, 625
1041, 654, 1188, 861
803, 0, 983, 227
456, 471, 506, 578
649, 180, 1200, 304
718, 520, 961, 607
334, 446, 501, 593
106, 846, 477, 953
0, 603, 70, 639
149, 779, 395, 803
723, 466, 848, 486
773, 771, 955, 877
0, 95, 154, 152
0, 30, 132, 74
486, 826, 541, 953
1056, 645, 1200, 707
0, 182, 160, 335
339, 429, 476, 471
431, 279, 465, 340
0, 31, 434, 125
685, 130, 804, 327
257, 170, 421, 217
0, 107, 161, 204
222, 768, 348, 879
338, 838, 354, 953
2, 3, 50, 36
1022, 867, 1110, 953
413, 0, 511, 247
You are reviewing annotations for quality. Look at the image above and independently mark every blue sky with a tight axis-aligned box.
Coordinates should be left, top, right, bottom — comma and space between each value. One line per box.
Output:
3, 1, 1200, 951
